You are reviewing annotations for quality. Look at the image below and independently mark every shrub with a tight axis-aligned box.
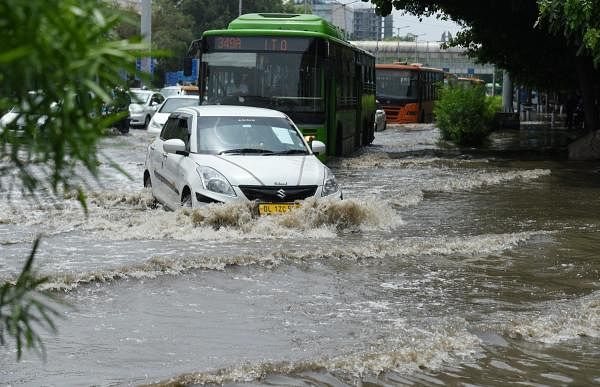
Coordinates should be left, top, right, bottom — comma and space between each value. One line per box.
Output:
434, 83, 500, 146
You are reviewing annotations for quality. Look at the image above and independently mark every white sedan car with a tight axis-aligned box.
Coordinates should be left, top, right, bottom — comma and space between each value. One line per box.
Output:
147, 95, 198, 134
129, 89, 164, 128
143, 105, 342, 213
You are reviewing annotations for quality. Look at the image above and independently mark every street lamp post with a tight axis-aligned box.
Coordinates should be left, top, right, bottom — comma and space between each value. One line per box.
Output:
407, 32, 425, 63
395, 25, 410, 62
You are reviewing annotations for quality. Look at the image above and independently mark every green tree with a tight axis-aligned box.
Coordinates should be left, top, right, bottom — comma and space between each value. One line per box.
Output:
151, 0, 195, 86
179, 0, 297, 39
366, 0, 600, 146
537, 0, 600, 141
0, 0, 144, 359
538, 0, 600, 63
434, 82, 499, 146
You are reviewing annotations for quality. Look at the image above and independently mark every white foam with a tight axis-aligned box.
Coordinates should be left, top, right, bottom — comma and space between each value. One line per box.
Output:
505, 291, 600, 343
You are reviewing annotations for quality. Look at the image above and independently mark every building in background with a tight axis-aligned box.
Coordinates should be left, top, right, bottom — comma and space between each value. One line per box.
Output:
312, 0, 354, 38
353, 8, 381, 40
383, 14, 393, 39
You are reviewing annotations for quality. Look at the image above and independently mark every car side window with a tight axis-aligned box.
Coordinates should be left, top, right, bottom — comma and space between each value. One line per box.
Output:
173, 115, 191, 151
160, 116, 179, 140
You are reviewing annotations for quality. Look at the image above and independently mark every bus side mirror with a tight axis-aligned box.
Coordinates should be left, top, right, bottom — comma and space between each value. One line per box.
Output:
183, 57, 193, 77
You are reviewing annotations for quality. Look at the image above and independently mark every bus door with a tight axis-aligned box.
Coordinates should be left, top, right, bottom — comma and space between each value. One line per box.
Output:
354, 62, 363, 149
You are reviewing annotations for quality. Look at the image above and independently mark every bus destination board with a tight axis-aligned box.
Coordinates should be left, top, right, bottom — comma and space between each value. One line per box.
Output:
207, 36, 312, 52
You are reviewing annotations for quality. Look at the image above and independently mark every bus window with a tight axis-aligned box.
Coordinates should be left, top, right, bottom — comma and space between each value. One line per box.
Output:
202, 51, 323, 112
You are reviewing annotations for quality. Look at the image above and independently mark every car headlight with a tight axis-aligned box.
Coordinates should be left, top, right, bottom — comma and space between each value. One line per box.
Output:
322, 167, 339, 196
196, 166, 236, 197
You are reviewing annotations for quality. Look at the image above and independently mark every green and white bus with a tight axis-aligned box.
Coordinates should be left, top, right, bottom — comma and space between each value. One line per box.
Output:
185, 13, 376, 157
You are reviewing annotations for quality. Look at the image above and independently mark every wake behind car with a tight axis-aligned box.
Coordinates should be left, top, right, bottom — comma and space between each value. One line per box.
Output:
147, 95, 198, 134
143, 105, 341, 213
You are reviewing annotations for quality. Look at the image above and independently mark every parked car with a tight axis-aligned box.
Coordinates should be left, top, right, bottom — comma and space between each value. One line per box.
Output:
147, 95, 198, 134
128, 89, 164, 128
374, 100, 387, 131
143, 105, 342, 212
0, 92, 53, 130
159, 85, 199, 98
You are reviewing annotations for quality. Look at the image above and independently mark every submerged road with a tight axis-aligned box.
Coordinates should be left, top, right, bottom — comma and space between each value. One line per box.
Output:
1, 124, 599, 386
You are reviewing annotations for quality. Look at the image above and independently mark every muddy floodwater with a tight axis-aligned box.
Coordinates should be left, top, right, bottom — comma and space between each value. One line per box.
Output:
1, 125, 599, 386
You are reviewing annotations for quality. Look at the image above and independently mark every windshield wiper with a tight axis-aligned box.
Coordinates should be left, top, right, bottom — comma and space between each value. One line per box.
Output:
266, 149, 309, 155
218, 148, 274, 155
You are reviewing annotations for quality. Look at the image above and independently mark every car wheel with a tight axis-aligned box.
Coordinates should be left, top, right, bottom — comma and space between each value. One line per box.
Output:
144, 115, 150, 128
181, 189, 192, 208
144, 173, 151, 188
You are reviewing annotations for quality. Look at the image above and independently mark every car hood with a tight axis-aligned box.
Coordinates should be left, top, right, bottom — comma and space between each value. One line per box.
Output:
152, 112, 170, 124
190, 154, 324, 187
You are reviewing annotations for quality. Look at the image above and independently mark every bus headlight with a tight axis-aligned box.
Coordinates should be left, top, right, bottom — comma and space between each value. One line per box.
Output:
321, 167, 339, 196
196, 166, 236, 197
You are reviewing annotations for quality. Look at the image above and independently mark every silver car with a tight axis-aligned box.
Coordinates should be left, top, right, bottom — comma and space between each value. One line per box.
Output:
374, 100, 387, 131
128, 89, 164, 128
143, 105, 342, 212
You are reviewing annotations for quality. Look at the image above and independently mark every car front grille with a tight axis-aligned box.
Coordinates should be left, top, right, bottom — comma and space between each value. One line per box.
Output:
239, 185, 318, 203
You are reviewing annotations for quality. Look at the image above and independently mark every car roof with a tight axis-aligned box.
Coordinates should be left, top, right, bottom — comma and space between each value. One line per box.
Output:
130, 89, 153, 94
163, 95, 199, 100
176, 105, 288, 118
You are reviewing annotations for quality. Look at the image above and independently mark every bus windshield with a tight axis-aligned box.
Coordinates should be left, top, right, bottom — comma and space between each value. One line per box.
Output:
201, 51, 323, 112
376, 70, 417, 99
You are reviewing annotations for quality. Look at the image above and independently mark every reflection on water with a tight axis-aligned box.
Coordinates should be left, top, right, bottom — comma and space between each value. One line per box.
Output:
1, 125, 599, 386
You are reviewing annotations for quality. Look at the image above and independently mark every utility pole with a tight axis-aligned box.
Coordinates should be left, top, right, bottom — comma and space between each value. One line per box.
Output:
239, 0, 242, 16
492, 64, 496, 96
408, 33, 425, 63
502, 70, 513, 113
140, 0, 152, 85
395, 25, 409, 62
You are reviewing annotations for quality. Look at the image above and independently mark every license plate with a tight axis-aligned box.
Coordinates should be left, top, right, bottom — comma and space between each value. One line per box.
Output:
258, 202, 301, 215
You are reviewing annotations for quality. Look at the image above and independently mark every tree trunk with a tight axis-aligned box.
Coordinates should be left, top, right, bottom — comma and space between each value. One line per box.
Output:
575, 56, 598, 132
569, 56, 600, 160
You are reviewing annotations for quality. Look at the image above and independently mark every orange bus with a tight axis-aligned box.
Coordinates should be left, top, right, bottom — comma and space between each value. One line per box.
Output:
456, 77, 485, 87
375, 63, 444, 124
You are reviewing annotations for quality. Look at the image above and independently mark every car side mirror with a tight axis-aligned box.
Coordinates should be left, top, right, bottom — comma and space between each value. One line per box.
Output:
163, 138, 187, 155
311, 140, 326, 155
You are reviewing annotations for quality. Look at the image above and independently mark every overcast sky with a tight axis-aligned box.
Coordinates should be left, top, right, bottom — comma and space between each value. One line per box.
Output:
341, 0, 463, 42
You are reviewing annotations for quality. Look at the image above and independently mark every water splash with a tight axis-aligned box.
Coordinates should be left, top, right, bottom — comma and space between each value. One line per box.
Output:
37, 231, 549, 291
155, 319, 482, 385
505, 291, 600, 343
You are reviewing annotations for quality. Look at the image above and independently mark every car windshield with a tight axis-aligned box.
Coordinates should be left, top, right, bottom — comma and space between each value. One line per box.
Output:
160, 87, 180, 97
196, 116, 309, 155
159, 98, 198, 113
131, 91, 151, 104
